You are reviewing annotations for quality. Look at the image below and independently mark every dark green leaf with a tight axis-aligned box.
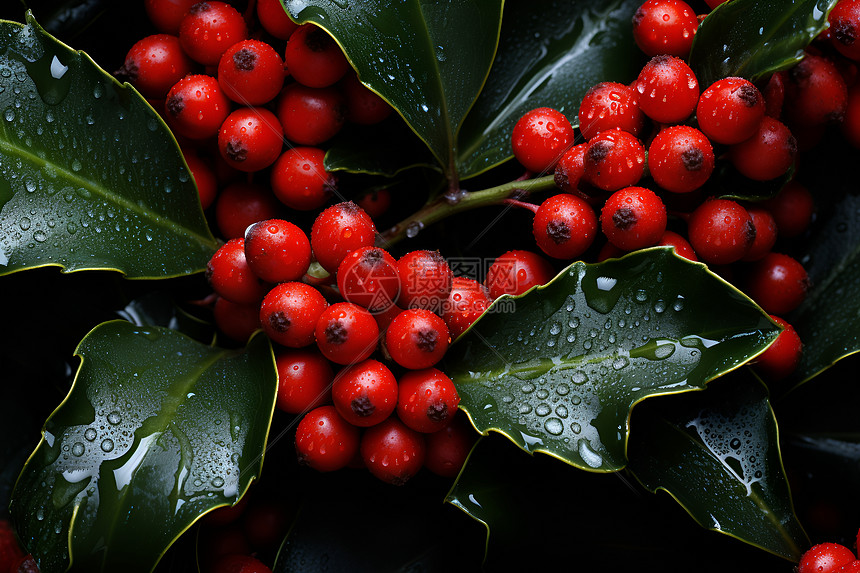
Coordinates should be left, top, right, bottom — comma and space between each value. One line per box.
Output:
689, 0, 836, 89
10, 321, 277, 573
115, 291, 216, 345
457, 0, 642, 179
627, 371, 808, 561
283, 0, 503, 181
444, 248, 779, 472
0, 13, 219, 278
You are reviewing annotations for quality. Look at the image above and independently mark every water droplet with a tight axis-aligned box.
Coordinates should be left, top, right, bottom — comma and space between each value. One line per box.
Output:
84, 428, 97, 441
33, 230, 47, 243
100, 438, 114, 452
613, 356, 630, 370
570, 422, 582, 434
544, 418, 564, 435
535, 403, 551, 416
4, 107, 14, 122
211, 476, 225, 488
71, 159, 82, 172
556, 384, 570, 396
635, 289, 648, 302
571, 371, 588, 385
654, 300, 666, 313
107, 411, 122, 425
19, 217, 31, 231
36, 507, 44, 521
71, 442, 85, 456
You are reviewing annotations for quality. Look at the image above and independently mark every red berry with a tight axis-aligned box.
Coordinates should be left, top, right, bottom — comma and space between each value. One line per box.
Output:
179, 1, 248, 66
0, 520, 25, 569
762, 180, 815, 238
424, 413, 476, 478
798, 543, 855, 573
633, 55, 699, 123
385, 309, 450, 370
341, 72, 393, 125
396, 250, 453, 312
117, 34, 196, 99
182, 149, 217, 210
275, 348, 333, 414
753, 316, 802, 381
511, 107, 575, 173
830, 0, 860, 61
763, 70, 787, 118
218, 107, 284, 172
165, 74, 231, 139
355, 188, 391, 220
657, 230, 697, 261
396, 368, 460, 433
648, 125, 714, 193
838, 560, 860, 573
311, 201, 377, 273
145, 0, 197, 34
485, 250, 554, 299
632, 0, 698, 58
784, 53, 848, 126
583, 128, 646, 191
441, 277, 491, 339
206, 238, 267, 304
337, 246, 400, 312
215, 182, 282, 240
600, 186, 667, 251
533, 193, 598, 259
242, 498, 291, 551
295, 405, 359, 472
214, 297, 261, 343
741, 206, 778, 262
218, 39, 285, 106
331, 359, 398, 426
284, 23, 350, 88
744, 252, 809, 315
243, 219, 311, 283
729, 116, 797, 181
256, 0, 299, 40
276, 83, 347, 145
360, 417, 426, 485
687, 199, 755, 265
259, 281, 328, 347
696, 77, 766, 144
315, 302, 380, 365
553, 143, 588, 194
578, 81, 645, 140
270, 147, 336, 211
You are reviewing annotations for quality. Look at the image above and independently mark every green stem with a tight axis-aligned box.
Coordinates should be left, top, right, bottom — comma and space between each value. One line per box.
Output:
376, 174, 557, 248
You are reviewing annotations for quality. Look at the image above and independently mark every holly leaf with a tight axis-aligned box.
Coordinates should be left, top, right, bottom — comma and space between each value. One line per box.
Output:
444, 248, 779, 472
457, 0, 642, 179
0, 13, 219, 278
283, 0, 503, 181
9, 321, 277, 573
689, 0, 836, 89
627, 371, 808, 561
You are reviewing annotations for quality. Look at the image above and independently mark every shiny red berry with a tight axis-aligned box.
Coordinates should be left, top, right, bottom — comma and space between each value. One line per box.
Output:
657, 230, 697, 261
762, 180, 814, 238
396, 250, 453, 312
386, 309, 450, 370
797, 543, 855, 573
424, 413, 476, 478
215, 182, 282, 240
270, 147, 336, 211
784, 53, 848, 126
284, 23, 350, 88
218, 107, 284, 172
553, 143, 588, 194
275, 348, 333, 414
256, 0, 299, 40
743, 252, 809, 315
276, 83, 347, 145
295, 405, 359, 472
533, 193, 598, 259
696, 77, 766, 144
315, 302, 379, 365
311, 201, 377, 273
179, 1, 248, 66
578, 81, 645, 140
485, 250, 554, 299
214, 297, 261, 343
341, 72, 393, 125
331, 359, 398, 427
259, 281, 328, 347
145, 0, 197, 34
165, 74, 231, 139
687, 199, 755, 265
753, 316, 802, 381
117, 34, 196, 99
830, 0, 860, 60
600, 186, 667, 250
632, 0, 698, 58
633, 55, 699, 123
729, 116, 796, 181
583, 128, 646, 191
243, 219, 311, 284
648, 126, 714, 193
182, 149, 217, 209
741, 206, 778, 262
396, 368, 460, 433
442, 277, 491, 339
218, 39, 285, 106
206, 238, 266, 304
511, 107, 575, 173
361, 417, 426, 485
337, 246, 400, 312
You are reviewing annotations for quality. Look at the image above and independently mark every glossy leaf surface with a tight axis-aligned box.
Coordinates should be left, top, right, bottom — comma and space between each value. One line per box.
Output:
444, 249, 779, 472
689, 0, 836, 88
628, 372, 807, 561
0, 13, 218, 278
284, 0, 503, 180
10, 321, 277, 572
457, 0, 642, 178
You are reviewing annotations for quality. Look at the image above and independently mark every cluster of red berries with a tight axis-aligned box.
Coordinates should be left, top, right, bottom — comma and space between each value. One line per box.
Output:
507, 0, 860, 383
0, 519, 36, 573
797, 528, 860, 573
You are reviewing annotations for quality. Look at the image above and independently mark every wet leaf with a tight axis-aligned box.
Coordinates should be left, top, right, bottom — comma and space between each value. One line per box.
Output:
114, 291, 215, 345
444, 248, 779, 472
627, 371, 808, 561
9, 321, 277, 573
689, 0, 836, 89
284, 0, 503, 181
457, 0, 642, 179
0, 13, 219, 278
